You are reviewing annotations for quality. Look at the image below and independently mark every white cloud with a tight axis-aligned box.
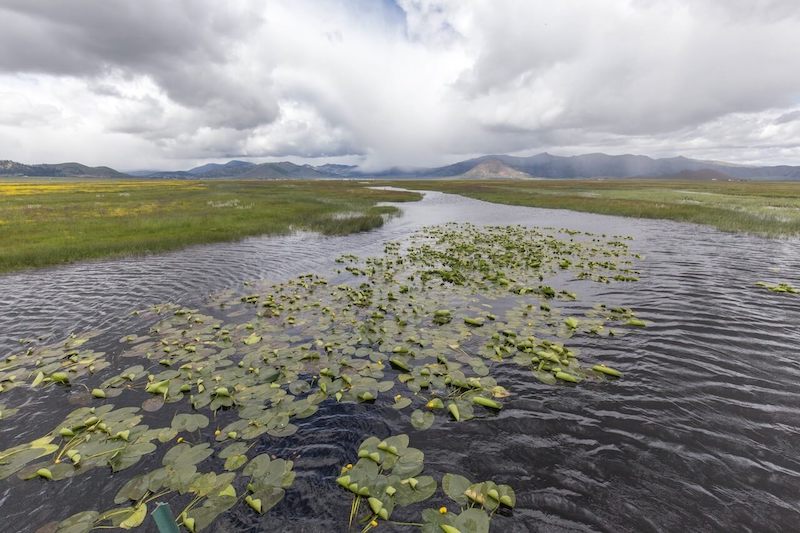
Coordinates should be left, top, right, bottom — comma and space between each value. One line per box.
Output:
0, 0, 798, 169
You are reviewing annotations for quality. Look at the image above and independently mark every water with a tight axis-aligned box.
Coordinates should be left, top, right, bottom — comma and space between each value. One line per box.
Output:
2, 191, 800, 532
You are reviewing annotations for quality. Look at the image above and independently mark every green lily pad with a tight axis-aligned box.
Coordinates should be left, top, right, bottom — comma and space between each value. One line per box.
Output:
411, 409, 435, 430
54, 511, 99, 533
119, 504, 147, 529
421, 508, 491, 533
243, 333, 262, 345
442, 473, 472, 505
224, 454, 248, 471
163, 443, 214, 468
171, 413, 210, 433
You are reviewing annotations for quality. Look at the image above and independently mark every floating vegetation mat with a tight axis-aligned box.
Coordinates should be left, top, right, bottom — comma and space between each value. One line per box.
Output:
337, 433, 516, 532
1, 223, 645, 532
756, 281, 798, 294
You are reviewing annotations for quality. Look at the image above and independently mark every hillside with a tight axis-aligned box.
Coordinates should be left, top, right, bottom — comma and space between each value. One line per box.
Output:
187, 160, 255, 177
238, 162, 330, 179
0, 160, 128, 178
140, 161, 330, 179
457, 159, 534, 180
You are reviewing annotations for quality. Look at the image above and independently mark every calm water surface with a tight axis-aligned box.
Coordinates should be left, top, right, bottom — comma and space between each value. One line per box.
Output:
1, 191, 799, 532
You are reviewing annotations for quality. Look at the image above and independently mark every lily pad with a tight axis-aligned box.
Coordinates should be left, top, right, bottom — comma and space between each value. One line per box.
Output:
411, 409, 435, 430
53, 511, 99, 533
421, 508, 491, 533
442, 473, 471, 506
171, 413, 210, 433
119, 504, 147, 529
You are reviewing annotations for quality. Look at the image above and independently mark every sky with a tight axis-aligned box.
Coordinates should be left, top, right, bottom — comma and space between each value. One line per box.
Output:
1, 0, 799, 171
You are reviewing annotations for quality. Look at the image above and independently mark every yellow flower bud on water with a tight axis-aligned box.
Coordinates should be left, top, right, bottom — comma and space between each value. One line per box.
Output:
439, 506, 448, 514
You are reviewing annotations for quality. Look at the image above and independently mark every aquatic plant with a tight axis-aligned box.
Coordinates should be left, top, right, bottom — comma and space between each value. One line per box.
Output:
0, 331, 108, 395
756, 281, 798, 294
0, 223, 641, 531
336, 434, 515, 533
56, 442, 294, 532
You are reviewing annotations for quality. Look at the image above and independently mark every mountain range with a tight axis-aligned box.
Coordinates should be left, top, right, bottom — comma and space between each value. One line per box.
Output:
3, 153, 800, 180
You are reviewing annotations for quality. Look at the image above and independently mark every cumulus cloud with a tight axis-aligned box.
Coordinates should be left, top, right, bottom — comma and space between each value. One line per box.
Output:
0, 0, 798, 169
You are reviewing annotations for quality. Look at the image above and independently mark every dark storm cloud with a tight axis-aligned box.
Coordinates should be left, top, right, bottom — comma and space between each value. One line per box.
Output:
0, 2, 228, 74
0, 1, 278, 131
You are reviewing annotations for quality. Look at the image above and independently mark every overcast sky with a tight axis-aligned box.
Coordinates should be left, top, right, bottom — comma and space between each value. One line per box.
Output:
1, 0, 799, 171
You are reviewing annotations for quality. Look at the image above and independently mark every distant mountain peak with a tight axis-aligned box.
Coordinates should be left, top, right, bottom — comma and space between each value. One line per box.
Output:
459, 159, 533, 180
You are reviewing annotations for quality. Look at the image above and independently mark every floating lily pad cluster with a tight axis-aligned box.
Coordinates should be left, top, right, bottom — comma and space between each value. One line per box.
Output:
424, 472, 516, 533
0, 331, 109, 395
337, 434, 436, 530
756, 281, 798, 294
337, 433, 515, 533
56, 442, 294, 532
3, 404, 156, 482
1, 223, 644, 531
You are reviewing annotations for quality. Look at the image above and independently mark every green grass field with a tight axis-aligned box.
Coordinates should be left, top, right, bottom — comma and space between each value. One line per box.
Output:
0, 179, 420, 273
395, 179, 800, 237
3, 177, 799, 274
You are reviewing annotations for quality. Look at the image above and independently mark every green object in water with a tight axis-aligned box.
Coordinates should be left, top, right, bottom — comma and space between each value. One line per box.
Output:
150, 502, 180, 533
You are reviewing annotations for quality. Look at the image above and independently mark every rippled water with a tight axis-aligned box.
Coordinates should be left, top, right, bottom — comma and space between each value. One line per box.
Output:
2, 191, 800, 532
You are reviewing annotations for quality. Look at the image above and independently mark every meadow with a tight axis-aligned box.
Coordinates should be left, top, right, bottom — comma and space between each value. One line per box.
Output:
3, 177, 800, 274
396, 179, 800, 237
0, 179, 420, 273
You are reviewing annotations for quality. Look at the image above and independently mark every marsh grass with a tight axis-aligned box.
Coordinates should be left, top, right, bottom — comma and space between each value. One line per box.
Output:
0, 179, 421, 273
394, 179, 800, 237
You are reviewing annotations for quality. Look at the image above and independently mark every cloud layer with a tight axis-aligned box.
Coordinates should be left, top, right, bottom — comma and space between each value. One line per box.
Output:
1, 0, 799, 170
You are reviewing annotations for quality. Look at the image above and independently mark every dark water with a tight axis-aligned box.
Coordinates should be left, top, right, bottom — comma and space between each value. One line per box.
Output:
1, 191, 800, 532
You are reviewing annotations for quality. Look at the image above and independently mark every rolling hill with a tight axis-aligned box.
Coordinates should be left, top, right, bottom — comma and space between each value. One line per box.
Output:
0, 160, 128, 178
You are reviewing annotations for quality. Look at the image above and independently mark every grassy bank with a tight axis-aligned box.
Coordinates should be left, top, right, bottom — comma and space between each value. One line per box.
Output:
395, 179, 800, 237
0, 179, 420, 273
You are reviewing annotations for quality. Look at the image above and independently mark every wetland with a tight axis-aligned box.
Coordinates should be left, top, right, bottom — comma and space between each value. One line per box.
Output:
1, 190, 799, 532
